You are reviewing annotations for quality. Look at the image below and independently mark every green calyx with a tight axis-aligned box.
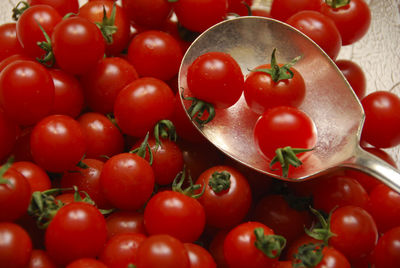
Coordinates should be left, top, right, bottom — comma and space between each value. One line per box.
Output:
182, 92, 216, 125
172, 168, 205, 199
36, 21, 55, 67
305, 207, 336, 245
154, 119, 178, 148
0, 156, 15, 186
270, 146, 313, 178
12, 1, 30, 21
208, 171, 231, 194
292, 243, 325, 268
254, 228, 286, 259
129, 132, 154, 165
325, 0, 350, 9
250, 48, 301, 83
95, 3, 118, 44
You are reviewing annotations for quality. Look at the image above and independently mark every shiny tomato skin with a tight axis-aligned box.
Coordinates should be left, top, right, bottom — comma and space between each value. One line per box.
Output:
11, 161, 51, 193
320, 0, 371, 45
136, 234, 190, 268
80, 57, 139, 114
28, 249, 58, 268
30, 115, 86, 173
127, 30, 183, 81
371, 226, 400, 268
144, 190, 206, 243
121, 0, 172, 28
0, 222, 33, 268
329, 205, 378, 261
244, 63, 305, 114
361, 91, 400, 148
66, 258, 108, 268
0, 60, 55, 126
286, 11, 342, 60
184, 243, 217, 268
187, 51, 244, 109
45, 202, 108, 266
224, 222, 279, 268
253, 106, 317, 161
106, 211, 147, 240
52, 16, 105, 75
78, 112, 124, 160
114, 77, 175, 137
100, 153, 155, 211
195, 165, 252, 229
270, 0, 322, 21
0, 23, 24, 62
0, 110, 18, 161
28, 0, 79, 16
335, 59, 366, 99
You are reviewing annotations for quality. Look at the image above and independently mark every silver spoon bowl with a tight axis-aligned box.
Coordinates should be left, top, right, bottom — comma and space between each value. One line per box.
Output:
178, 16, 400, 192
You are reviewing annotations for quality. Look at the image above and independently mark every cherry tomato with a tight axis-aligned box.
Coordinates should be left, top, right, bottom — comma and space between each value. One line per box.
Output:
0, 60, 55, 126
11, 126, 34, 162
136, 234, 190, 268
336, 59, 366, 99
0, 54, 32, 73
329, 205, 378, 261
79, 1, 131, 56
12, 161, 51, 193
208, 230, 229, 268
184, 243, 217, 268
144, 190, 206, 243
227, 0, 253, 16
0, 222, 33, 268
80, 57, 139, 114
77, 112, 124, 160
285, 234, 319, 260
244, 63, 306, 114
45, 202, 108, 266
187, 51, 244, 109
66, 258, 108, 268
114, 77, 175, 137
28, 0, 79, 16
100, 153, 155, 210
52, 16, 105, 75
30, 115, 86, 173
371, 226, 400, 268
361, 91, 400, 148
106, 211, 147, 240
172, 0, 228, 33
0, 23, 24, 61
320, 0, 371, 45
0, 109, 18, 161
127, 30, 183, 81
121, 0, 172, 28
270, 0, 322, 21
286, 11, 342, 60
100, 233, 147, 268
28, 249, 58, 268
16, 4, 62, 59
195, 165, 252, 229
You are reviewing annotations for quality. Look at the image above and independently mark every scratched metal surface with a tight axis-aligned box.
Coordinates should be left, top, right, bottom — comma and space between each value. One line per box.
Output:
2, 0, 400, 166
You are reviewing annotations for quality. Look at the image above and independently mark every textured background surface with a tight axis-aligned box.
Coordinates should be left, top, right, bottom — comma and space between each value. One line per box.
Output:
1, 0, 400, 164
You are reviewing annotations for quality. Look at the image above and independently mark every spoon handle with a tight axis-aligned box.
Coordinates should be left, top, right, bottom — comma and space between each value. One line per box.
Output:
343, 145, 400, 193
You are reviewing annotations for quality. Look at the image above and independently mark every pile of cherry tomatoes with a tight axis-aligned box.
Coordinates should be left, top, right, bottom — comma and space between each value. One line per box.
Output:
1, 0, 400, 267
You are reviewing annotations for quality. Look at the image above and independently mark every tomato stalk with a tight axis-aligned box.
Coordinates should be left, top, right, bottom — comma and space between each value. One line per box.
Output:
36, 21, 55, 67
0, 156, 14, 186
172, 168, 205, 199
251, 48, 301, 83
182, 92, 216, 125
95, 3, 118, 44
325, 0, 350, 9
208, 171, 231, 193
253, 227, 286, 259
154, 119, 178, 148
292, 243, 325, 268
12, 1, 30, 21
305, 207, 336, 245
129, 132, 154, 165
270, 146, 313, 178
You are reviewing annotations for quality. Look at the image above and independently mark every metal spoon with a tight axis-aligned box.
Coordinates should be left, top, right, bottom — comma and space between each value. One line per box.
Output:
178, 16, 400, 192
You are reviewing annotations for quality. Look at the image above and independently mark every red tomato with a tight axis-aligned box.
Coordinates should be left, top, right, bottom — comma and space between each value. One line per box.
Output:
11, 126, 33, 162
270, 0, 322, 21
30, 115, 86, 173
361, 91, 400, 148
187, 51, 244, 109
144, 190, 206, 243
79, 1, 131, 56
335, 59, 366, 99
52, 16, 105, 75
100, 153, 155, 210
100, 233, 147, 268
371, 226, 400, 268
244, 63, 306, 114
80, 57, 139, 114
45, 202, 108, 266
223, 222, 282, 268
12, 161, 51, 193
184, 243, 217, 268
208, 230, 229, 268
172, 0, 228, 33
0, 60, 55, 126
106, 211, 147, 240
127, 30, 183, 81
66, 258, 108, 268
227, 0, 253, 16
286, 11, 342, 60
48, 69, 84, 118
136, 234, 190, 268
0, 222, 33, 268
329, 205, 378, 261
28, 249, 58, 268
78, 112, 124, 160
28, 0, 79, 16
368, 184, 400, 233
195, 165, 252, 229
0, 23, 24, 61
285, 234, 319, 261
0, 54, 32, 73
0, 110, 18, 161
16, 5, 62, 59
121, 0, 172, 28
114, 77, 175, 137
